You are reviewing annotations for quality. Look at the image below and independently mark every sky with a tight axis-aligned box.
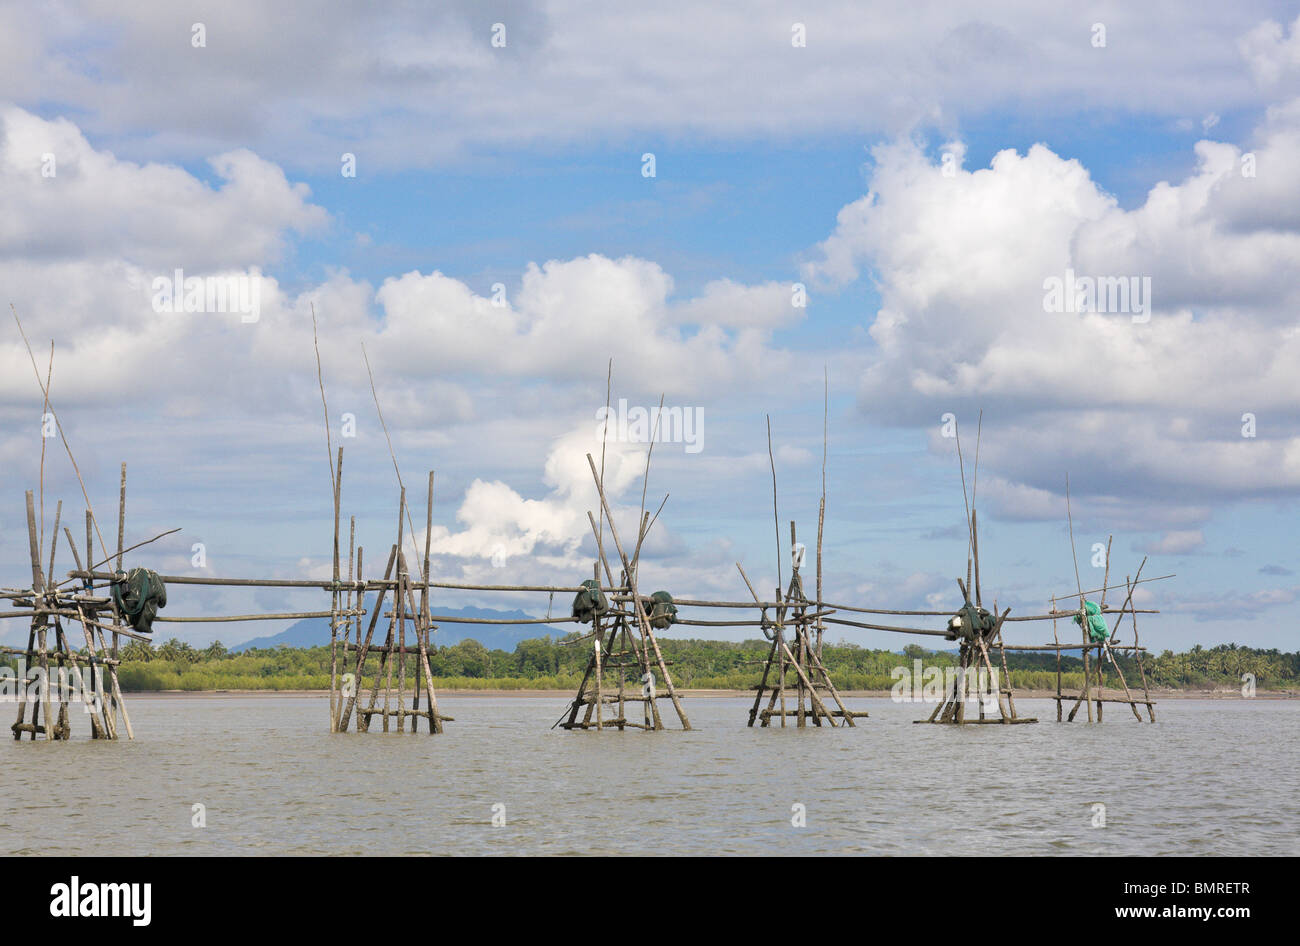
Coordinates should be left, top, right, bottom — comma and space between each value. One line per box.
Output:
2, 2, 1299, 652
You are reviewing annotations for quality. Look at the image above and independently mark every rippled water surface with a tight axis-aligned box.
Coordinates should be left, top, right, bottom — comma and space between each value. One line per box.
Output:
3, 696, 1296, 856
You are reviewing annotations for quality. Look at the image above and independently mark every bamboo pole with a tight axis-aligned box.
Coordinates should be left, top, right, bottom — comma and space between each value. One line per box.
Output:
955, 419, 973, 594
361, 343, 421, 567
152, 610, 365, 623
560, 565, 600, 731
1052, 594, 1062, 721
738, 561, 852, 726
52, 619, 73, 738
774, 586, 786, 727
47, 501, 62, 595
1128, 576, 1156, 722
747, 641, 776, 726
92, 627, 119, 739
15, 619, 35, 739
584, 453, 688, 730
110, 464, 127, 731
116, 463, 126, 573
11, 304, 111, 563
394, 489, 407, 732
397, 553, 407, 733
339, 545, 397, 731
25, 492, 45, 593
806, 638, 858, 724
594, 631, 603, 731
1100, 535, 1113, 610
817, 366, 827, 659
86, 512, 94, 599
584, 516, 660, 729
417, 622, 443, 734
398, 571, 434, 733
329, 447, 343, 730
38, 342, 53, 577
24, 491, 53, 740
65, 570, 589, 593
332, 514, 355, 733
105, 633, 132, 740
631, 393, 664, 579
766, 415, 783, 595
1064, 475, 1092, 722
1098, 559, 1147, 721
422, 472, 433, 626
791, 523, 804, 728
353, 545, 364, 672
1067, 556, 1148, 722
60, 529, 109, 738
1049, 573, 1175, 601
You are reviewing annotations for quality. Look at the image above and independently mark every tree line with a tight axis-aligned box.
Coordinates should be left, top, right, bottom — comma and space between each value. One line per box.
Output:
13, 634, 1285, 693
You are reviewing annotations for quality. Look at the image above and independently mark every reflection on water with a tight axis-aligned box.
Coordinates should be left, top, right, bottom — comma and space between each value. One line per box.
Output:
2, 696, 1296, 856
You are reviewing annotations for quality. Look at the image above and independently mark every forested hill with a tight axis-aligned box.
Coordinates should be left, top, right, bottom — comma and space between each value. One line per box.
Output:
230, 599, 553, 652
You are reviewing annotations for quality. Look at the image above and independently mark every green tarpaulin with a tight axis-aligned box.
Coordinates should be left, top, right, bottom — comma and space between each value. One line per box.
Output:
946, 602, 995, 642
111, 567, 167, 634
1073, 599, 1109, 642
647, 591, 677, 630
571, 579, 609, 624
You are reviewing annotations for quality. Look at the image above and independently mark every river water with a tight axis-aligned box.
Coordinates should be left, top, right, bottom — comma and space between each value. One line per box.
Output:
3, 695, 1296, 856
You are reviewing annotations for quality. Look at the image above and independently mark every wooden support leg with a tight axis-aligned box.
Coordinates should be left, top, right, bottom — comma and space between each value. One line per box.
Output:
748, 637, 778, 727
340, 546, 397, 732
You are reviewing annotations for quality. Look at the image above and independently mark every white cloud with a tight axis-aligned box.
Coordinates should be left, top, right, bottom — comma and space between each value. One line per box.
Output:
0, 108, 795, 430
1144, 529, 1206, 555
668, 279, 801, 331
371, 254, 798, 395
1239, 14, 1300, 86
0, 106, 327, 267
425, 422, 644, 565
803, 101, 1300, 528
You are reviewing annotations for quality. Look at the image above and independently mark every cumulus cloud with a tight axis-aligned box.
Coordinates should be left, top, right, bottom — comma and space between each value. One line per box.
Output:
803, 100, 1300, 531
0, 106, 327, 267
425, 422, 646, 565
370, 254, 799, 395
0, 108, 796, 432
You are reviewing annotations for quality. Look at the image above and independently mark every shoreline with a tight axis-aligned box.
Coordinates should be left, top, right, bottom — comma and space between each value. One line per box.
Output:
120, 686, 1298, 700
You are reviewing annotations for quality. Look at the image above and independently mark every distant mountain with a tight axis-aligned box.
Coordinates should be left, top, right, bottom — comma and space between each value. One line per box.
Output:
232, 596, 557, 652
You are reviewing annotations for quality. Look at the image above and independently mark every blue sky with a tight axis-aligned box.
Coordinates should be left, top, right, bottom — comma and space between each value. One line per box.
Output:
283, 121, 1191, 295
3, 3, 1299, 652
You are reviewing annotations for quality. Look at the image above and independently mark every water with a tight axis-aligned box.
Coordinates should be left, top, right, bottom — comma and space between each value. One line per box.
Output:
3, 696, 1296, 856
